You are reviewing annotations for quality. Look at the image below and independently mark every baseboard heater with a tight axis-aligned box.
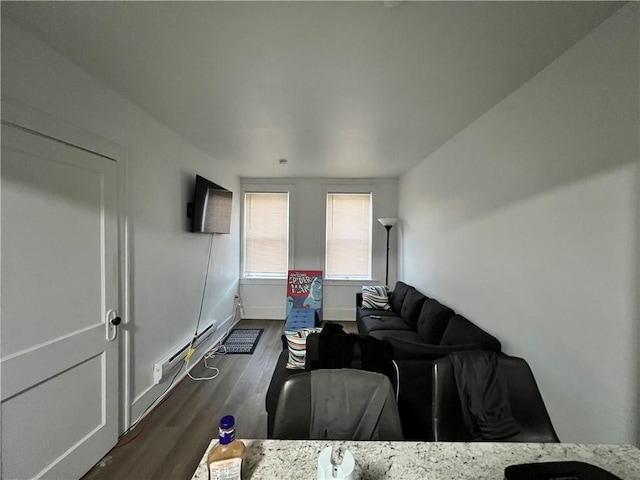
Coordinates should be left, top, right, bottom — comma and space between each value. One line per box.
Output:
153, 322, 218, 384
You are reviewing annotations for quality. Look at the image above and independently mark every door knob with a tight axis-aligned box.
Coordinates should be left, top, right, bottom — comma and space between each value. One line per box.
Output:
106, 311, 120, 342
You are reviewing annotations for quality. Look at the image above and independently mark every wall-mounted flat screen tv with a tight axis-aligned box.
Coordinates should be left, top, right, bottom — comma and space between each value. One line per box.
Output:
188, 175, 233, 234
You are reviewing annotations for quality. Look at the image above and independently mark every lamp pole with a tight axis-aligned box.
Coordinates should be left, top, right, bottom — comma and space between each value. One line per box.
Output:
377, 218, 398, 287
384, 225, 392, 286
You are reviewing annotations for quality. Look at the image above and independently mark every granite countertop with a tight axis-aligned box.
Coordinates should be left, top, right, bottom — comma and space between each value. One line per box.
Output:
192, 440, 640, 480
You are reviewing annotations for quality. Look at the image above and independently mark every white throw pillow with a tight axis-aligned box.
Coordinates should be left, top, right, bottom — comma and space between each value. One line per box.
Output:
284, 327, 323, 369
361, 285, 392, 310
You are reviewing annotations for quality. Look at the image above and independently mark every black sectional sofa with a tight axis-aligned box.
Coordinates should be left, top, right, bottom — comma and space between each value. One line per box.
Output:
356, 281, 502, 439
266, 281, 503, 440
357, 281, 501, 360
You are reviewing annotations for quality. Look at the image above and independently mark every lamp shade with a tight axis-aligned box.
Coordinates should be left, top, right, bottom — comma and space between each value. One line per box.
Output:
377, 217, 398, 227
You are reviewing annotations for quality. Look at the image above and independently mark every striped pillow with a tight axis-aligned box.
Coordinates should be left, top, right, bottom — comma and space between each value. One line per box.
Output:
361, 285, 392, 310
284, 327, 322, 369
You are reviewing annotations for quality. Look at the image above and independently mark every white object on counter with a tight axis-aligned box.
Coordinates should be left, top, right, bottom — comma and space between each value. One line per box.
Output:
317, 445, 355, 480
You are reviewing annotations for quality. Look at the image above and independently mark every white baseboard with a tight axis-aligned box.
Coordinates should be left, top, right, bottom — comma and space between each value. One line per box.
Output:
242, 307, 355, 322
323, 308, 356, 322
242, 306, 284, 320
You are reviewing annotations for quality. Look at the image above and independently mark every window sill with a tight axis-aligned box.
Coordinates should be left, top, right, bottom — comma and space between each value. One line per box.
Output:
240, 277, 287, 285
324, 278, 381, 286
240, 278, 382, 286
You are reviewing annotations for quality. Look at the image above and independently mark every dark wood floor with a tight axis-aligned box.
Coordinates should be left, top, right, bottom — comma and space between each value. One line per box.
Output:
83, 319, 356, 480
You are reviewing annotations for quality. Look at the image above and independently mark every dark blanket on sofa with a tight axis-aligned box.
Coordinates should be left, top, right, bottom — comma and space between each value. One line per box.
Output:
449, 351, 520, 440
317, 322, 395, 385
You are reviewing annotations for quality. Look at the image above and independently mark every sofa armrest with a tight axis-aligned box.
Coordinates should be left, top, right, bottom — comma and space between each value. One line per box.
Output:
383, 336, 495, 361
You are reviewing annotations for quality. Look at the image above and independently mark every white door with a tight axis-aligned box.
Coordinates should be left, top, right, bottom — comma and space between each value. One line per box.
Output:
1, 124, 120, 480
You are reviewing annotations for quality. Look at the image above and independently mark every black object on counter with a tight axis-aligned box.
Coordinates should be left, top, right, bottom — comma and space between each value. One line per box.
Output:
505, 461, 623, 480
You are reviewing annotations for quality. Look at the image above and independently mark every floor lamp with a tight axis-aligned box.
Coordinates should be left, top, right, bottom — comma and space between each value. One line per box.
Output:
378, 217, 398, 286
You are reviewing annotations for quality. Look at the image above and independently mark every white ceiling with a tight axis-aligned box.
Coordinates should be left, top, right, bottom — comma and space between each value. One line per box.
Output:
2, 1, 624, 178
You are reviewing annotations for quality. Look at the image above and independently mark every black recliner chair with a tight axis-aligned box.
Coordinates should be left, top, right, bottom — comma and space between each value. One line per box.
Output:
273, 369, 404, 440
432, 354, 559, 442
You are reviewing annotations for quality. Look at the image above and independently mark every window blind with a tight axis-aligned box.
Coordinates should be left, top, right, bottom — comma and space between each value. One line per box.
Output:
326, 193, 372, 279
244, 192, 289, 277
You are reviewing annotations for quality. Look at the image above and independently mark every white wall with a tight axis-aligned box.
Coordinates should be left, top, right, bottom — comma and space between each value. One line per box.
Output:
240, 177, 398, 321
1, 20, 241, 425
399, 4, 639, 444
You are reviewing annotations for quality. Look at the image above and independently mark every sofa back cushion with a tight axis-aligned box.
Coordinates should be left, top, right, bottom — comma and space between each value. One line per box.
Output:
439, 314, 502, 352
400, 287, 427, 330
416, 299, 454, 344
389, 281, 412, 314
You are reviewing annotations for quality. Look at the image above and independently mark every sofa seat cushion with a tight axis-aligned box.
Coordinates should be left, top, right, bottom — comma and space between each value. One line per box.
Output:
357, 313, 413, 335
389, 281, 412, 314
358, 307, 398, 318
416, 299, 454, 344
400, 287, 428, 330
440, 314, 502, 352
369, 329, 422, 344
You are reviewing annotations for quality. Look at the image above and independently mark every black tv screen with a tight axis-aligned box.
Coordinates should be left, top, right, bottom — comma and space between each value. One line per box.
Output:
190, 175, 232, 234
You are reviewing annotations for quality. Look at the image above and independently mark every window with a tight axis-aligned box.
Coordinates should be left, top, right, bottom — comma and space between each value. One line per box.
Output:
325, 193, 372, 279
243, 192, 289, 278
